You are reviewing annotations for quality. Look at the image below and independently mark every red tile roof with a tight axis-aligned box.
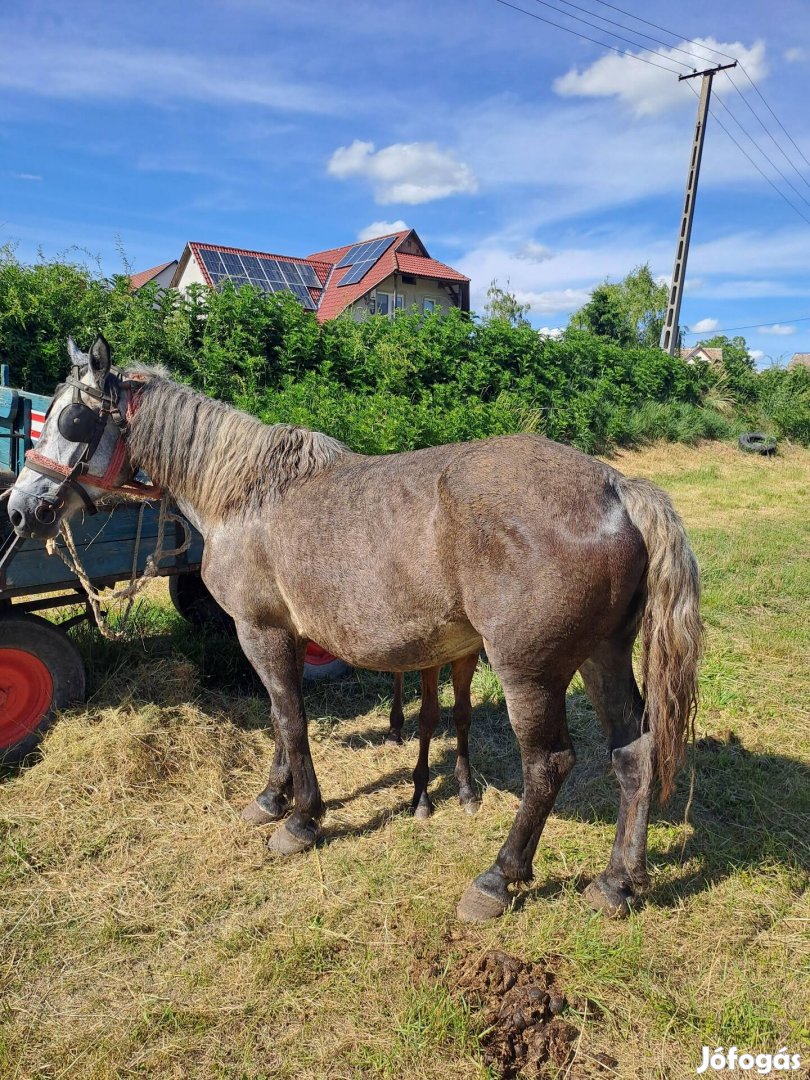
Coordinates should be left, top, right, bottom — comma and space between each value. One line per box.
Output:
396, 252, 469, 283
306, 229, 412, 265
179, 230, 468, 322
129, 261, 176, 291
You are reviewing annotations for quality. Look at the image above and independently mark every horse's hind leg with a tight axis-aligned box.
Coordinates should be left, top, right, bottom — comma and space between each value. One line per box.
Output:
579, 636, 654, 917
457, 672, 575, 922
386, 672, 405, 746
411, 665, 441, 820
452, 651, 480, 814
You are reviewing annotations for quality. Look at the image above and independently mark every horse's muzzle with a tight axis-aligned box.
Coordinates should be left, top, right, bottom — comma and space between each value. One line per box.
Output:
6, 487, 62, 540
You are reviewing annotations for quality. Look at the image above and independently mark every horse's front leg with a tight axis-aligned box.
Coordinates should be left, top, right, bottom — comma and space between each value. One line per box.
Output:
457, 673, 575, 921
236, 621, 323, 854
241, 708, 293, 825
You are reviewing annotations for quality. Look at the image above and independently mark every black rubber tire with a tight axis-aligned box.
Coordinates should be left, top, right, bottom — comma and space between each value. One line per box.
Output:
0, 468, 15, 492
738, 432, 777, 456
168, 571, 236, 634
0, 613, 86, 765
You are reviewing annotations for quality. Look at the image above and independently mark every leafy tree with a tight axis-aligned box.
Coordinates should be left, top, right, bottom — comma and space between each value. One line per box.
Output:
694, 334, 757, 402
570, 264, 668, 348
483, 279, 531, 327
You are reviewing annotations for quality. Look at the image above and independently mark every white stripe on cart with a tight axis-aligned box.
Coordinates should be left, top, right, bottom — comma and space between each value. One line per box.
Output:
30, 410, 46, 440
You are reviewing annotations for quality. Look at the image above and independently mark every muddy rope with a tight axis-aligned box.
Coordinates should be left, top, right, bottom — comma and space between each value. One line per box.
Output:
45, 497, 191, 641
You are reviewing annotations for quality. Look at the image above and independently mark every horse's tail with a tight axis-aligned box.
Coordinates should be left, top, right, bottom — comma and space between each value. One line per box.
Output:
613, 475, 704, 802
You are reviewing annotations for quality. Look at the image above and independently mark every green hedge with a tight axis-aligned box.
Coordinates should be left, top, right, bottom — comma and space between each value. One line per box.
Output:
1, 248, 807, 452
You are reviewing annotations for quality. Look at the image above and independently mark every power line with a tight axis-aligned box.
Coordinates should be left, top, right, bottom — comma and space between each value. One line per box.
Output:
729, 68, 810, 181
579, 1, 810, 189
586, 0, 736, 62
683, 315, 810, 336
493, 0, 685, 74
546, 0, 715, 69
685, 83, 810, 227
496, 0, 810, 228
531, 0, 693, 68
710, 88, 810, 212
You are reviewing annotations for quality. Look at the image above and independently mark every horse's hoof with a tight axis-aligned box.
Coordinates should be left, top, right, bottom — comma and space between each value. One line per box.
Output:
267, 820, 318, 856
459, 792, 480, 815
413, 795, 433, 821
585, 876, 634, 918
385, 732, 403, 747
241, 793, 289, 826
456, 871, 511, 922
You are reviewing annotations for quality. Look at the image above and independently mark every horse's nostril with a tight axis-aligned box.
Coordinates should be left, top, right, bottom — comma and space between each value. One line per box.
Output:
9, 508, 23, 528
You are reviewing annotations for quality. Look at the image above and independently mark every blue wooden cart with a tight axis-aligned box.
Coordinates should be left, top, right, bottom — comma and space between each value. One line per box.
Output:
0, 367, 346, 764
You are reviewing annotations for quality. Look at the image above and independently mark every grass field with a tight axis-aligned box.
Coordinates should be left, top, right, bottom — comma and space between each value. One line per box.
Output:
1, 441, 808, 1079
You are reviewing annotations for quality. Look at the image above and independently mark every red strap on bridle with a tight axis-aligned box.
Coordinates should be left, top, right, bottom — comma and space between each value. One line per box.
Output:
24, 379, 162, 502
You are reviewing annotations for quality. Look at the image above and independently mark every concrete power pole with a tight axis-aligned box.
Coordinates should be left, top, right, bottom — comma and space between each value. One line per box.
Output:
660, 62, 737, 355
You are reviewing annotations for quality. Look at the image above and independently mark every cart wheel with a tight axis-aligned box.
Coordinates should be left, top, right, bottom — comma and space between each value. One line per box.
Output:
0, 613, 86, 765
169, 572, 235, 634
303, 642, 349, 682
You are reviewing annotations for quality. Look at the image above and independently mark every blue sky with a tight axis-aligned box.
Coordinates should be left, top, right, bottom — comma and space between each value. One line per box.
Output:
1, 0, 808, 365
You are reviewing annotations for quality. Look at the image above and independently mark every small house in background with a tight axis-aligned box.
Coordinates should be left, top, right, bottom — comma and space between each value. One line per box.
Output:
129, 261, 178, 291
164, 229, 469, 322
679, 346, 724, 366
788, 353, 810, 369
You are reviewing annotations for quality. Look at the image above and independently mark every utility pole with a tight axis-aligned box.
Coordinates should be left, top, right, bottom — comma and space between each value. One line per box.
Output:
660, 61, 737, 355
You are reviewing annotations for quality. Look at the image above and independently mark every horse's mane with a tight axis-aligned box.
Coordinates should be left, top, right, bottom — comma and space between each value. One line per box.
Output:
125, 369, 348, 520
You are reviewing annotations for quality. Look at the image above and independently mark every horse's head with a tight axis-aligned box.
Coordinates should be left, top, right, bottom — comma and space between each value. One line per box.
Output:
7, 335, 140, 539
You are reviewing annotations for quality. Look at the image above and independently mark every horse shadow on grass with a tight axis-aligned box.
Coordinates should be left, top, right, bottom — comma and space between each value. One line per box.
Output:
11, 627, 807, 911
303, 679, 810, 908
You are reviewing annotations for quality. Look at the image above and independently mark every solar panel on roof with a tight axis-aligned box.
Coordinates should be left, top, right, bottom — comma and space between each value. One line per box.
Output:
336, 236, 395, 269
196, 248, 320, 310
298, 263, 321, 287
340, 260, 376, 286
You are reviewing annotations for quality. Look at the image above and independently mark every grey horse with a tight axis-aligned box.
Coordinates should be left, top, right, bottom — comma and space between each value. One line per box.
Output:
8, 337, 703, 922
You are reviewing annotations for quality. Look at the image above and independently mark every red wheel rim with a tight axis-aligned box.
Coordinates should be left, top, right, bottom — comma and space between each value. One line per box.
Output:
304, 642, 338, 666
0, 648, 54, 750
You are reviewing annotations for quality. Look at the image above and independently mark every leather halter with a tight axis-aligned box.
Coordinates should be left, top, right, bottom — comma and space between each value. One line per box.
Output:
23, 366, 161, 522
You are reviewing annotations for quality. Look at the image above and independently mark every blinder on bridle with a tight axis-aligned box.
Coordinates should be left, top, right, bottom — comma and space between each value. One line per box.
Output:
58, 400, 105, 444
26, 361, 132, 518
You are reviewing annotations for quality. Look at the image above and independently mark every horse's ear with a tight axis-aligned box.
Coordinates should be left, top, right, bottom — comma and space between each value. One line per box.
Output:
88, 335, 111, 385
66, 336, 85, 367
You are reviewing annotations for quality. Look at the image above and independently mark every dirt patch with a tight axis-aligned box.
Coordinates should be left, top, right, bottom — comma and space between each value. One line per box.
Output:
454, 949, 616, 1078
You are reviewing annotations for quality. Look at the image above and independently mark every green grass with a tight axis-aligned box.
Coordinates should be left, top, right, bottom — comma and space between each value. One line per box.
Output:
0, 440, 808, 1078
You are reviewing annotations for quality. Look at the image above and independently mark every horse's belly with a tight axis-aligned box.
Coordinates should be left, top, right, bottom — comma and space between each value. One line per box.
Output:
300, 614, 482, 672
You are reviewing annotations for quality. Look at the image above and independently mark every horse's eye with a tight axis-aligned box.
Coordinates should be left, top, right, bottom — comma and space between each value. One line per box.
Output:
57, 402, 101, 443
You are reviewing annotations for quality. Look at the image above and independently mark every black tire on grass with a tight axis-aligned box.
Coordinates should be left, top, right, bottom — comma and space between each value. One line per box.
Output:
738, 432, 777, 456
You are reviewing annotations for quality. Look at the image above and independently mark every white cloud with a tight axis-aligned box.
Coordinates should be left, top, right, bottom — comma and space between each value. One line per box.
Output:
553, 39, 767, 117
327, 140, 478, 204
12, 172, 42, 181
760, 323, 796, 335
514, 288, 592, 315
538, 326, 565, 339
785, 47, 804, 62
749, 349, 765, 360
516, 240, 553, 263
0, 36, 340, 115
357, 219, 408, 241
692, 317, 719, 332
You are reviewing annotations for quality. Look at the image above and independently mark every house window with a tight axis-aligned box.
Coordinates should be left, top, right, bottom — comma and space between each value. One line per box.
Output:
423, 298, 436, 314
374, 292, 404, 316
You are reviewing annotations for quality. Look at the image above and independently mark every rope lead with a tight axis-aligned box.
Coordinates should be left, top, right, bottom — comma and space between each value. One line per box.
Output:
45, 498, 192, 642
